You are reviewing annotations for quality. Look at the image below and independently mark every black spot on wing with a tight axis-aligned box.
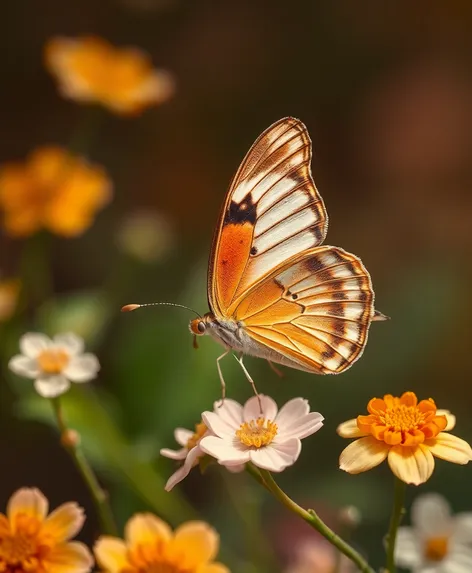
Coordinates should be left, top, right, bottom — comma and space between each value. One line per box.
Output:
224, 195, 257, 225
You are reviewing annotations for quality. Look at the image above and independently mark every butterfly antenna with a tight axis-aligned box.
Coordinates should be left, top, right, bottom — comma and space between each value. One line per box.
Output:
121, 302, 202, 319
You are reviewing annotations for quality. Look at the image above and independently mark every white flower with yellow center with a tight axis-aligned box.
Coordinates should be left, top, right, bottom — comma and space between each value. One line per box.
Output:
9, 332, 100, 398
200, 395, 324, 472
395, 493, 472, 572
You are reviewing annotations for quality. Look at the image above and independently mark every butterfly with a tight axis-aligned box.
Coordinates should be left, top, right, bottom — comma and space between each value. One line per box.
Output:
124, 117, 387, 394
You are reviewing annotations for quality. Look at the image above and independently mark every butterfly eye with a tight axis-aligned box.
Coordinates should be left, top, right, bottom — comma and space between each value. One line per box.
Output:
197, 321, 206, 334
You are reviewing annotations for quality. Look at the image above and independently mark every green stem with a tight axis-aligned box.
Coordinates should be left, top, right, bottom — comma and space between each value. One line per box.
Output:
255, 468, 375, 573
51, 397, 118, 535
385, 477, 406, 573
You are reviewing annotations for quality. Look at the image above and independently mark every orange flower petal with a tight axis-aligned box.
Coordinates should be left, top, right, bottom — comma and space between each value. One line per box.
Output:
367, 398, 386, 415
382, 394, 396, 408
403, 429, 425, 447
197, 564, 231, 573
356, 414, 377, 433
418, 399, 436, 414
339, 436, 389, 474
384, 429, 403, 446
399, 392, 418, 407
336, 419, 368, 438
371, 424, 388, 441
436, 410, 456, 432
45, 541, 93, 573
169, 521, 219, 568
432, 415, 447, 432
41, 502, 85, 543
427, 433, 472, 465
124, 512, 172, 548
94, 537, 128, 573
387, 444, 434, 485
7, 488, 48, 528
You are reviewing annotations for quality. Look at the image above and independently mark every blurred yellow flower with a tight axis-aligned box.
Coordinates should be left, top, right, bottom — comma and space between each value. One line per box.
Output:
0, 277, 20, 321
0, 487, 93, 573
337, 391, 472, 485
95, 513, 229, 573
0, 146, 111, 237
45, 36, 175, 115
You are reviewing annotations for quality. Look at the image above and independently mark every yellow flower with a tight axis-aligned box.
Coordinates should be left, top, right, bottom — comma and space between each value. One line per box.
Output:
45, 36, 175, 115
0, 278, 20, 321
337, 391, 472, 485
0, 146, 111, 237
0, 487, 93, 573
94, 513, 230, 573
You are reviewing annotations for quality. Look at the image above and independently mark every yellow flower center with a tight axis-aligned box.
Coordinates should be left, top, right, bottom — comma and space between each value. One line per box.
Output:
357, 392, 447, 447
0, 519, 48, 572
37, 348, 70, 374
424, 536, 449, 561
236, 418, 278, 448
186, 422, 207, 450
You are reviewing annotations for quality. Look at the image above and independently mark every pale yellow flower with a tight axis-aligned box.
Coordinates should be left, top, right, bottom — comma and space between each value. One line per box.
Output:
0, 146, 111, 237
337, 392, 472, 485
0, 277, 20, 321
0, 487, 93, 573
94, 513, 229, 573
45, 36, 175, 115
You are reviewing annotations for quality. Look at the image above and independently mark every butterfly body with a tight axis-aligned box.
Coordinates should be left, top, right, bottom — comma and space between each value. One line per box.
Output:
190, 117, 386, 380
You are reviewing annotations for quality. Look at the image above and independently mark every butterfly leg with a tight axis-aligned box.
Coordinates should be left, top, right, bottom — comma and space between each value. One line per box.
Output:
235, 355, 263, 413
267, 360, 284, 378
216, 349, 230, 406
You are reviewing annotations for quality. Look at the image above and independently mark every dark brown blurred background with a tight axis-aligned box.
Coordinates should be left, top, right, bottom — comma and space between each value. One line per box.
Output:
1, 1, 472, 571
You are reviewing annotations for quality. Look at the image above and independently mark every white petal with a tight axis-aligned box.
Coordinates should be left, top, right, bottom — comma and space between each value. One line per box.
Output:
160, 447, 188, 461
337, 418, 369, 438
34, 375, 70, 398
8, 355, 40, 379
394, 527, 422, 568
453, 513, 472, 545
223, 463, 246, 473
174, 428, 193, 446
442, 547, 472, 573
199, 435, 250, 465
249, 439, 301, 471
275, 397, 310, 429
20, 332, 52, 358
339, 437, 389, 474
274, 412, 324, 441
63, 354, 100, 382
213, 398, 243, 426
53, 332, 84, 356
202, 411, 237, 438
164, 446, 202, 491
243, 394, 278, 422
412, 493, 452, 537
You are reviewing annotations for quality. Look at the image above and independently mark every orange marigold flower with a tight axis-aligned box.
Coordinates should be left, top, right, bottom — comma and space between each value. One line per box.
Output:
45, 36, 175, 115
337, 391, 472, 485
0, 487, 93, 573
94, 513, 230, 573
0, 146, 111, 237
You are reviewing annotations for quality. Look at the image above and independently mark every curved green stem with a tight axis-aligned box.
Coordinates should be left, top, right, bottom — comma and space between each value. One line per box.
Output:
51, 397, 118, 535
255, 468, 375, 573
385, 477, 406, 573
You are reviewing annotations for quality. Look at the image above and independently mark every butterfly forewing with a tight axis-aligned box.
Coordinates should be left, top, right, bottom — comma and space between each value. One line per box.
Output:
208, 117, 328, 316
235, 247, 374, 374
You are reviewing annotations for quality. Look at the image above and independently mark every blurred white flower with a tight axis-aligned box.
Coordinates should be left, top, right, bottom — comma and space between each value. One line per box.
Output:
395, 493, 472, 572
116, 210, 175, 263
200, 395, 324, 472
9, 332, 100, 398
285, 539, 354, 573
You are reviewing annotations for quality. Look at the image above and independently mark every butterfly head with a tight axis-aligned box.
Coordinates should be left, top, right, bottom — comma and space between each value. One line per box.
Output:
189, 313, 214, 336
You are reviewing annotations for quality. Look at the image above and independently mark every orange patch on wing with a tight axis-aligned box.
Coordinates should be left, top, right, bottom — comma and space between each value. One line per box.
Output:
233, 278, 284, 319
215, 222, 253, 310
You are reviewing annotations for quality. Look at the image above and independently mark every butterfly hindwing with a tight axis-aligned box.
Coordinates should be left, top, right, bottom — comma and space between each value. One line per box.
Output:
208, 117, 328, 317
233, 246, 375, 374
